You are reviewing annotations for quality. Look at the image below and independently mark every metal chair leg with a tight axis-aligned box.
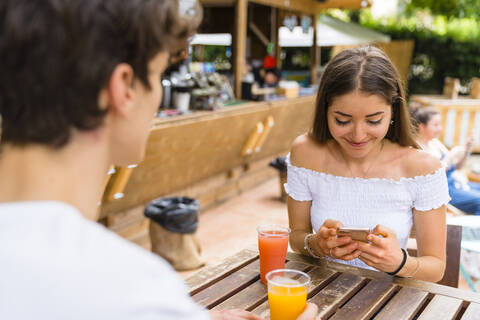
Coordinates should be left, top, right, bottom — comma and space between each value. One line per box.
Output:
460, 263, 478, 292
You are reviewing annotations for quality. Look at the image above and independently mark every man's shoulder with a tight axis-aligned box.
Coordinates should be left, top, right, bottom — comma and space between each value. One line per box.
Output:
0, 201, 208, 319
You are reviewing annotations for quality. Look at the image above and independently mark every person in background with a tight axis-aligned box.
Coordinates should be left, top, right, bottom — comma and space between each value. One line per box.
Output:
286, 46, 450, 282
0, 1, 317, 319
412, 107, 480, 215
258, 67, 282, 88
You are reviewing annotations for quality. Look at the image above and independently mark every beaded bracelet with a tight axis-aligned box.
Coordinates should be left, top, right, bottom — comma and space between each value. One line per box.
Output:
304, 233, 323, 259
386, 248, 407, 276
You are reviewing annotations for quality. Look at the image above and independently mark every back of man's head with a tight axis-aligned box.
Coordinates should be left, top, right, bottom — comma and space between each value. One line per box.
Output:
0, 0, 201, 148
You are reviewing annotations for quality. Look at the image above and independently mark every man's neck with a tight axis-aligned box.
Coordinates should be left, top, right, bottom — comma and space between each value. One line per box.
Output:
0, 137, 110, 220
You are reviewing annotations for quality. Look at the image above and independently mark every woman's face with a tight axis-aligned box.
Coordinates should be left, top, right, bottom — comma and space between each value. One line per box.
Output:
327, 90, 392, 159
421, 114, 442, 141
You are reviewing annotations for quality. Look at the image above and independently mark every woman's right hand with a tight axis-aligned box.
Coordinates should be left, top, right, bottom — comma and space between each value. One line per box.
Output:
314, 219, 361, 261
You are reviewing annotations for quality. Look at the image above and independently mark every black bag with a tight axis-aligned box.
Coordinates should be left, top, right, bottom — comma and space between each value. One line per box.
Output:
269, 156, 287, 172
144, 197, 199, 234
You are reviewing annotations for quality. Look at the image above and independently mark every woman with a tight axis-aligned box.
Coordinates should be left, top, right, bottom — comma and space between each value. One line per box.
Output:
412, 107, 480, 215
286, 46, 450, 282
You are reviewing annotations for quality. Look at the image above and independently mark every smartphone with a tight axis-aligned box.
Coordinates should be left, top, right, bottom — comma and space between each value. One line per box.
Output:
337, 227, 371, 242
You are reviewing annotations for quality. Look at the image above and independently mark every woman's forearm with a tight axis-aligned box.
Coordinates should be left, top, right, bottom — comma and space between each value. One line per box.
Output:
397, 255, 446, 282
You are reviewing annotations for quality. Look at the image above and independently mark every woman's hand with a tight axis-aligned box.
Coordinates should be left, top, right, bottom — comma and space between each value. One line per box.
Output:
314, 219, 361, 261
356, 225, 404, 273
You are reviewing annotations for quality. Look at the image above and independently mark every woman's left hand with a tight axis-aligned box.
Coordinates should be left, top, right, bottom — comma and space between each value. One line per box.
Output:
355, 225, 404, 273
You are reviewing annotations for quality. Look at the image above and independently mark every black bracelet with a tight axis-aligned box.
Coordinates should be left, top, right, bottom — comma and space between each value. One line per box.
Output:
386, 248, 407, 276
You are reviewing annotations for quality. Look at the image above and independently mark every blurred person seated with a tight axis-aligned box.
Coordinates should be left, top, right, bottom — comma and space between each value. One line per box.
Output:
412, 107, 480, 215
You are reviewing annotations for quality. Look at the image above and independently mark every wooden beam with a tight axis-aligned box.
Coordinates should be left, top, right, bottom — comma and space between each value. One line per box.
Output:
200, 0, 370, 12
316, 0, 368, 10
249, 0, 318, 14
249, 22, 269, 47
234, 0, 248, 98
275, 8, 282, 69
199, 0, 236, 6
310, 13, 318, 85
248, 0, 369, 14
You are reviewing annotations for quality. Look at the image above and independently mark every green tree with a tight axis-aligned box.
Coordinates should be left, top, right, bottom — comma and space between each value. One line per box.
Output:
407, 0, 480, 18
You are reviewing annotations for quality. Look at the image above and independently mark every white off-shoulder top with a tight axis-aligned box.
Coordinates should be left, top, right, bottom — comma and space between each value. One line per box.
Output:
284, 154, 451, 270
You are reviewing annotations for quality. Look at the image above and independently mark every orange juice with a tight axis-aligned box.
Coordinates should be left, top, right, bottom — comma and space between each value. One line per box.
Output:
268, 285, 307, 320
266, 270, 310, 320
257, 228, 289, 283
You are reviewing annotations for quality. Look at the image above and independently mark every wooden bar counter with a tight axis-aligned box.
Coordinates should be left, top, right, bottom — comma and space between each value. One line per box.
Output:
99, 96, 316, 247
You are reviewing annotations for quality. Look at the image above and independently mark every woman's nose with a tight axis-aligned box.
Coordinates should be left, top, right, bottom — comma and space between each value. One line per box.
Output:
351, 123, 367, 141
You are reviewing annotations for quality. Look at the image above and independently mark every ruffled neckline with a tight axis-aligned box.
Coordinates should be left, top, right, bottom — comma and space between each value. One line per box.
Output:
286, 154, 445, 185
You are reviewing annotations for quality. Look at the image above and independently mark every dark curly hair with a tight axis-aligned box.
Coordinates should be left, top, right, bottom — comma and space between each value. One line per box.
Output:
311, 46, 418, 148
0, 0, 201, 148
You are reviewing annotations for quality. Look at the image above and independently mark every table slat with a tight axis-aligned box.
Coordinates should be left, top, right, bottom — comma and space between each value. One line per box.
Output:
286, 252, 480, 304
192, 260, 260, 308
374, 287, 429, 320
461, 302, 480, 320
212, 260, 311, 311
417, 295, 463, 320
187, 249, 258, 294
310, 272, 367, 320
329, 278, 397, 320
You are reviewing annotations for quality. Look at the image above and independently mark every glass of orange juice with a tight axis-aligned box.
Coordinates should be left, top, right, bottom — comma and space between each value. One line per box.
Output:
266, 269, 310, 320
257, 225, 290, 284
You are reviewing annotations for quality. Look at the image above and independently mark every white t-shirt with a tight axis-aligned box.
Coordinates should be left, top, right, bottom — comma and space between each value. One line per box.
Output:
0, 201, 210, 320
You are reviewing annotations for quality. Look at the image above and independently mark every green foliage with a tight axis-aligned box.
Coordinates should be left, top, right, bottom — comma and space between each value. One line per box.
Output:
192, 45, 231, 71
407, 0, 480, 19
359, 10, 480, 94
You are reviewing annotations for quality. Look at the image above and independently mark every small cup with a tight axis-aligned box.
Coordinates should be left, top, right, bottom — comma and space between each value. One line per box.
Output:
267, 269, 311, 320
257, 225, 290, 284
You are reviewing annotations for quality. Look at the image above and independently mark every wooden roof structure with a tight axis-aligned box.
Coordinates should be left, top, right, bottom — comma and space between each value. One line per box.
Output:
198, 0, 371, 97
200, 0, 369, 14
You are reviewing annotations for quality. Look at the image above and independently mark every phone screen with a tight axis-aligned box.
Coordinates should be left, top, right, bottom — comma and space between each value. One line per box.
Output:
337, 227, 371, 242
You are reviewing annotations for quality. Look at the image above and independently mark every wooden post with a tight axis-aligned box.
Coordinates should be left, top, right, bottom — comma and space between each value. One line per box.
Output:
275, 8, 282, 70
310, 13, 318, 85
234, 0, 248, 99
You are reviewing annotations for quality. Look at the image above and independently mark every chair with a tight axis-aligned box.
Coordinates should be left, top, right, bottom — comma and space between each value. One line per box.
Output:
407, 224, 462, 288
447, 204, 467, 217
447, 216, 480, 292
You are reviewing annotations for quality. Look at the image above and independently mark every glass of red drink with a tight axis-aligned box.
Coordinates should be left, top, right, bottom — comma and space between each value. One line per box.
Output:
257, 224, 291, 283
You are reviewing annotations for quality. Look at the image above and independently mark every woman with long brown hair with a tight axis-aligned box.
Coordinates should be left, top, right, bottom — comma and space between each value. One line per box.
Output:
286, 46, 449, 282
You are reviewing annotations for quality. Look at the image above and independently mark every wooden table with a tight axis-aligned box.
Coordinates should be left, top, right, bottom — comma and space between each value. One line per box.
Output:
187, 249, 480, 319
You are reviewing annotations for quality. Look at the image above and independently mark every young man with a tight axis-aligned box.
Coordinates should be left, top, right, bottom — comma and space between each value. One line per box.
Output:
0, 1, 317, 319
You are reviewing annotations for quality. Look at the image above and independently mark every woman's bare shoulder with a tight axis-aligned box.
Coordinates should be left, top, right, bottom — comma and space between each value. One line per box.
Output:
290, 134, 329, 169
400, 145, 443, 178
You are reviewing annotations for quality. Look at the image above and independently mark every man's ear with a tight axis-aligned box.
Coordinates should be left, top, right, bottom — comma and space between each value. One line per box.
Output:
105, 63, 135, 118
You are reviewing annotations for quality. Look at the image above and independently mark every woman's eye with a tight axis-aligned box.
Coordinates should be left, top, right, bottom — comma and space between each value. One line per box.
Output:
335, 119, 350, 126
367, 119, 383, 125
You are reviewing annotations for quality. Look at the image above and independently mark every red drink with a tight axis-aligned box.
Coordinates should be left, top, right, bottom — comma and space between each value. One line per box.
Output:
257, 225, 290, 283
